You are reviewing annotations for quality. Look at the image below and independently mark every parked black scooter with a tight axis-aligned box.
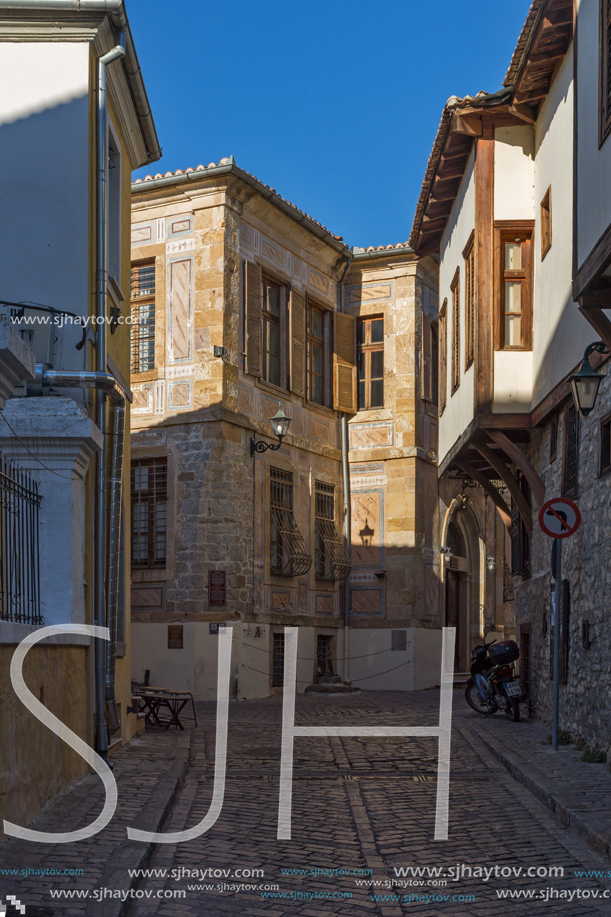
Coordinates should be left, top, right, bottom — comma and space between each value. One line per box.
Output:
465, 638, 522, 721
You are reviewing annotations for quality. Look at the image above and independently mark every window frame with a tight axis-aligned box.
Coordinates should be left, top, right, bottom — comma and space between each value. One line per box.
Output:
494, 221, 534, 352
439, 299, 448, 416
463, 233, 475, 371
600, 0, 611, 146
261, 274, 286, 389
562, 402, 579, 497
131, 457, 168, 570
540, 187, 552, 260
314, 480, 351, 582
269, 466, 312, 578
450, 268, 460, 394
307, 301, 332, 407
357, 315, 384, 411
130, 260, 156, 375
599, 411, 611, 475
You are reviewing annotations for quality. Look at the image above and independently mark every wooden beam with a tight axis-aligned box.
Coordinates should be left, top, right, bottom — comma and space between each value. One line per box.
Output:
508, 102, 537, 124
474, 133, 494, 413
578, 304, 611, 352
452, 112, 483, 137
487, 430, 546, 508
472, 441, 532, 534
455, 460, 512, 529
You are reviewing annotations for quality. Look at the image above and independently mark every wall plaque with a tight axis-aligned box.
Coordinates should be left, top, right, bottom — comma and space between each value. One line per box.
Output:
208, 571, 226, 606
168, 625, 183, 649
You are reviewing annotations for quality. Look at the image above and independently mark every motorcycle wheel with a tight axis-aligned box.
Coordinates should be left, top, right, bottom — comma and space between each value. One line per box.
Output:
505, 698, 520, 722
465, 680, 498, 715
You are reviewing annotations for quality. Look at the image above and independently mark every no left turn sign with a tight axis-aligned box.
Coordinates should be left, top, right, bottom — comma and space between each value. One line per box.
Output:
538, 497, 581, 539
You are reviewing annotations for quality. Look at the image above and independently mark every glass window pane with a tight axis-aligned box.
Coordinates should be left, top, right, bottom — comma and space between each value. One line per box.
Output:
505, 282, 522, 314
313, 343, 323, 376
370, 318, 384, 343
357, 320, 366, 345
267, 354, 278, 386
505, 242, 522, 270
505, 314, 522, 347
265, 283, 280, 316
313, 375, 323, 405
371, 350, 384, 379
370, 379, 384, 407
266, 320, 278, 356
312, 309, 323, 339
357, 351, 365, 381
358, 380, 365, 409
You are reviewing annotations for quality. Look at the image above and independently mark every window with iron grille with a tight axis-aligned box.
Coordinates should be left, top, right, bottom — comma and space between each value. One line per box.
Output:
600, 0, 611, 145
314, 481, 351, 581
357, 316, 384, 410
131, 458, 167, 568
510, 472, 530, 579
272, 632, 285, 687
270, 467, 312, 577
130, 261, 156, 374
562, 403, 579, 496
316, 634, 335, 676
0, 456, 42, 625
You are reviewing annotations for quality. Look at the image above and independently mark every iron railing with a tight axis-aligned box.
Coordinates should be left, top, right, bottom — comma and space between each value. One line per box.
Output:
0, 455, 42, 625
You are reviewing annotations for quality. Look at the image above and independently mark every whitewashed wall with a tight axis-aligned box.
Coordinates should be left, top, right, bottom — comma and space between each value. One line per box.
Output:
0, 42, 90, 366
576, 0, 611, 270
438, 150, 476, 463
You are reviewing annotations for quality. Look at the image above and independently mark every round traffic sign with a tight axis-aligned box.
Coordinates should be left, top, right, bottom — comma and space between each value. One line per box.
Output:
538, 497, 581, 539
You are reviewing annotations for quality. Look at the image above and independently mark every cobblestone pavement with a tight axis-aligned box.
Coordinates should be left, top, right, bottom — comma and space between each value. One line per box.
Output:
2, 691, 611, 917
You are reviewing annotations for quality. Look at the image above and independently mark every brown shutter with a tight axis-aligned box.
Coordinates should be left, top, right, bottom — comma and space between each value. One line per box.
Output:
290, 288, 306, 397
245, 261, 262, 377
422, 315, 432, 402
333, 311, 356, 413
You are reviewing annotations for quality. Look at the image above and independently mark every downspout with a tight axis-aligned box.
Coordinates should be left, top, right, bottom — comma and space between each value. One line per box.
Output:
34, 366, 130, 750
95, 32, 126, 757
338, 256, 352, 682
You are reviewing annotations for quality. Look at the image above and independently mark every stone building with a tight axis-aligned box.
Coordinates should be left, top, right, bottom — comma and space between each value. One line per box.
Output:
129, 160, 453, 699
411, 0, 611, 755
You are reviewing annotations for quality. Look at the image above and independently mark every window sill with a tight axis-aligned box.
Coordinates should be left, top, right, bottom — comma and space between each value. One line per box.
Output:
256, 378, 290, 399
0, 621, 90, 645
305, 400, 336, 419
131, 369, 158, 384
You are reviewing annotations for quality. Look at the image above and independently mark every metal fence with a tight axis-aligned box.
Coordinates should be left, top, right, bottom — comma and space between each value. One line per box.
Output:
0, 454, 42, 625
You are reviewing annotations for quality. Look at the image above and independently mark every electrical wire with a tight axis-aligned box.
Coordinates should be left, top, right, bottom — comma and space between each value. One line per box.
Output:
0, 412, 76, 481
242, 641, 406, 663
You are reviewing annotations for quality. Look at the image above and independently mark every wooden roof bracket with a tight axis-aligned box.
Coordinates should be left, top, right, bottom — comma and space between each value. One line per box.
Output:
472, 440, 533, 534
487, 430, 546, 508
454, 460, 512, 530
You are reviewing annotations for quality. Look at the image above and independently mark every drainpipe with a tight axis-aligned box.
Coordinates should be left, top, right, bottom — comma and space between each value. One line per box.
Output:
94, 32, 126, 758
34, 366, 129, 752
338, 256, 352, 682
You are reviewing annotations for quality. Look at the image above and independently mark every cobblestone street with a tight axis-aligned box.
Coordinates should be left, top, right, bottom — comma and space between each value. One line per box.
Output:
3, 690, 611, 917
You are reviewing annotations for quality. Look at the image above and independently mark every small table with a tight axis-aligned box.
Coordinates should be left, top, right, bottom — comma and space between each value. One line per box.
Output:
133, 687, 197, 730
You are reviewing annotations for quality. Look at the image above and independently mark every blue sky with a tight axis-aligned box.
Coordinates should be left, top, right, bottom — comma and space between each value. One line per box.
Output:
130, 0, 532, 249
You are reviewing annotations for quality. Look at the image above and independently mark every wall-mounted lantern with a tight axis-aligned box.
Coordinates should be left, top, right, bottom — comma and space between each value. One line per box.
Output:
569, 342, 609, 416
250, 403, 291, 457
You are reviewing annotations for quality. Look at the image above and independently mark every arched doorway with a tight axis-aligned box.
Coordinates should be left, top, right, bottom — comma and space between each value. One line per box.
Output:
441, 502, 484, 673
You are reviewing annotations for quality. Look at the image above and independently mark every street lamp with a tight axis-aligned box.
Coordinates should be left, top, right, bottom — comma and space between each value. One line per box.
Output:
569, 342, 609, 416
250, 403, 291, 456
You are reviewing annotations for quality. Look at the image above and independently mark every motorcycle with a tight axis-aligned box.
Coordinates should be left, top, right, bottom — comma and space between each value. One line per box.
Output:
465, 638, 522, 722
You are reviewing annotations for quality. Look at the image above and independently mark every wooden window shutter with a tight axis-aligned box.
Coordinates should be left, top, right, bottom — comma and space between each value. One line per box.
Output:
245, 261, 263, 377
290, 288, 306, 397
439, 299, 447, 415
422, 315, 432, 402
333, 311, 357, 413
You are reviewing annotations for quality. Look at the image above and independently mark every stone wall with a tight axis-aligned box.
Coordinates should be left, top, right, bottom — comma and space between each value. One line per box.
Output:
513, 371, 611, 756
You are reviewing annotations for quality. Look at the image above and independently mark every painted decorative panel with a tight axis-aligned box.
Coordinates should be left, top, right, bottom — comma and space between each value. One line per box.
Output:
261, 237, 285, 270
271, 589, 294, 611
349, 422, 394, 449
131, 585, 165, 610
315, 594, 334, 615
167, 215, 193, 238
132, 383, 153, 414
131, 429, 166, 446
307, 266, 330, 297
298, 582, 308, 612
347, 282, 394, 304
131, 222, 153, 246
350, 588, 383, 617
167, 379, 193, 410
168, 257, 193, 363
